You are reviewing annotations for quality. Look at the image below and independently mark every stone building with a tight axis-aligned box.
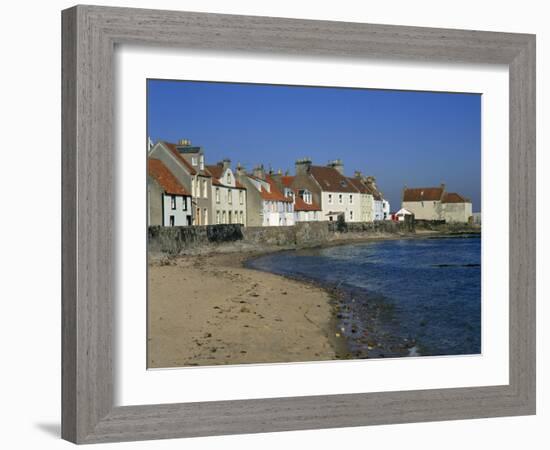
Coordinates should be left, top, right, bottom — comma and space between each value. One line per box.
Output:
402, 184, 472, 223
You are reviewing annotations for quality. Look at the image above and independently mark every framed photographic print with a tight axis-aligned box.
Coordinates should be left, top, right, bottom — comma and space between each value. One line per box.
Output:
62, 5, 536, 444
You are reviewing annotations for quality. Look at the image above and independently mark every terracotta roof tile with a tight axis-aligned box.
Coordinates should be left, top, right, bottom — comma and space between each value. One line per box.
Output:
148, 159, 189, 196
442, 192, 470, 203
310, 166, 358, 193
403, 187, 444, 202
259, 176, 293, 202
293, 193, 321, 211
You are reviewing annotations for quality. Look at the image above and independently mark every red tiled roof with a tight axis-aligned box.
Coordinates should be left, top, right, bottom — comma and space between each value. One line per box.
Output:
403, 187, 444, 202
259, 176, 293, 202
442, 192, 470, 203
280, 175, 294, 188
148, 159, 189, 196
294, 193, 321, 211
310, 166, 358, 193
205, 164, 223, 179
279, 175, 322, 211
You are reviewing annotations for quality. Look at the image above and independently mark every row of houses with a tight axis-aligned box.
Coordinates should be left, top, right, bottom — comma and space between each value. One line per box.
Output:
147, 139, 391, 227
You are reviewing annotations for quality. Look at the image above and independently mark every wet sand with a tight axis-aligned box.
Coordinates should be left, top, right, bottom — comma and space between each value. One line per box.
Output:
147, 252, 344, 368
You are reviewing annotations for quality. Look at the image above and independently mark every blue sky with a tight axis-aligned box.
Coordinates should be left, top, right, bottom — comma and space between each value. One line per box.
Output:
147, 80, 481, 212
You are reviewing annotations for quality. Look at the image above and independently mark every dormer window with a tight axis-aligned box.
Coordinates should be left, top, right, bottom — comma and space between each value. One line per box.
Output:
226, 172, 231, 184
199, 155, 204, 170
191, 156, 198, 166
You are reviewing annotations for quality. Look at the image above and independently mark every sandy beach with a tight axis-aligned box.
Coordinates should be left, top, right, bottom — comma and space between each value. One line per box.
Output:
147, 252, 343, 368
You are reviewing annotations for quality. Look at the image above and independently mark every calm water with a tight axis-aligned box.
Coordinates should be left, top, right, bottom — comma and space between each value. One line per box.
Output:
246, 236, 481, 358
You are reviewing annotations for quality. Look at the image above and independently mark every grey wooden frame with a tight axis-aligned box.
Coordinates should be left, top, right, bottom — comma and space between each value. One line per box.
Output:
62, 4, 536, 444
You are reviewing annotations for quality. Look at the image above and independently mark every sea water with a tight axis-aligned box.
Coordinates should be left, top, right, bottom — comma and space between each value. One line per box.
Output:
246, 236, 481, 358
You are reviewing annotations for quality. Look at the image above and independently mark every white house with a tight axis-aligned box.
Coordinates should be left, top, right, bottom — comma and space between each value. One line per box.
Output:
348, 175, 375, 222
276, 175, 322, 222
244, 171, 294, 226
293, 159, 362, 222
147, 158, 193, 226
206, 160, 247, 226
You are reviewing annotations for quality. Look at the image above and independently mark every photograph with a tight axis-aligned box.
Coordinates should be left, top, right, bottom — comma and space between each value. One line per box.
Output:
146, 80, 482, 368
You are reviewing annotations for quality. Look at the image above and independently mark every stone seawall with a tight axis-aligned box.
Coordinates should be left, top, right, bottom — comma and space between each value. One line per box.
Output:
148, 220, 417, 255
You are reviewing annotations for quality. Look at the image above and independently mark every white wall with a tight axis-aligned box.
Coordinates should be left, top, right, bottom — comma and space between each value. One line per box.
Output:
162, 194, 192, 226
0, 1, 547, 450
322, 191, 362, 222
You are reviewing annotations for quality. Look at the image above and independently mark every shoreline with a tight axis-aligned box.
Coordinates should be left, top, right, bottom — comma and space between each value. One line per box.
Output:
148, 231, 479, 367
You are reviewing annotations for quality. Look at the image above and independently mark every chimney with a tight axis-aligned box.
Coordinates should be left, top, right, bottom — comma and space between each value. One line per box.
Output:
178, 139, 192, 146
253, 164, 265, 180
220, 158, 231, 172
295, 158, 312, 175
235, 162, 245, 177
366, 176, 376, 188
354, 170, 363, 179
327, 159, 344, 175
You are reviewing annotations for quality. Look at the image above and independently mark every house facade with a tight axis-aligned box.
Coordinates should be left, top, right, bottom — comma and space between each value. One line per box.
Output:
235, 165, 294, 226
149, 140, 213, 225
206, 160, 247, 225
348, 174, 375, 222
402, 184, 472, 223
147, 158, 192, 226
271, 174, 322, 222
291, 158, 362, 222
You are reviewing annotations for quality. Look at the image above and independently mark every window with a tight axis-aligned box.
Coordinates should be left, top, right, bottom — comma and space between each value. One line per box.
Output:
216, 210, 220, 224
222, 211, 226, 224
350, 211, 353, 220
240, 211, 244, 224
226, 172, 231, 184
339, 194, 343, 204
215, 187, 220, 203
239, 190, 244, 205
349, 195, 353, 204
203, 208, 208, 225
228, 189, 232, 204
170, 195, 176, 210
182, 197, 187, 211
191, 156, 198, 166
199, 155, 204, 170
202, 179, 207, 198
328, 194, 333, 204
169, 215, 175, 227
228, 211, 232, 224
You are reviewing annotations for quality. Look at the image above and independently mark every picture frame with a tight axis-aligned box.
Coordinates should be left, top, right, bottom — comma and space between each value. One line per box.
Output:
61, 4, 536, 444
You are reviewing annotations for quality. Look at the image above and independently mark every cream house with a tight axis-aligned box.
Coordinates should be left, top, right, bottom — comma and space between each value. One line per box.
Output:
348, 174, 375, 222
402, 184, 472, 223
207, 160, 247, 225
